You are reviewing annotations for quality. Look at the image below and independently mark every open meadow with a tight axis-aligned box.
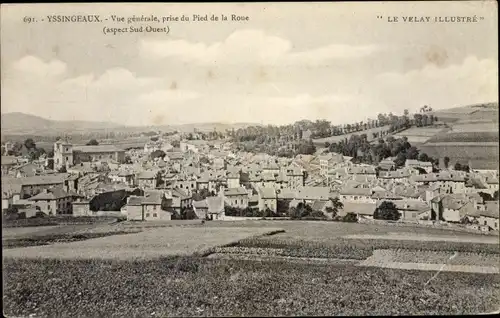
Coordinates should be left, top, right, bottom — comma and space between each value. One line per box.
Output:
3, 220, 500, 316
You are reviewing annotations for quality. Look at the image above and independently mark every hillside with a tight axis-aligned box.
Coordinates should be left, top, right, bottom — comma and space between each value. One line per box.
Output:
429, 102, 499, 123
0, 112, 259, 136
1, 112, 127, 135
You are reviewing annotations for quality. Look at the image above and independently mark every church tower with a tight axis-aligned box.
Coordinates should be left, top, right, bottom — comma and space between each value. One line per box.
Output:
54, 138, 73, 171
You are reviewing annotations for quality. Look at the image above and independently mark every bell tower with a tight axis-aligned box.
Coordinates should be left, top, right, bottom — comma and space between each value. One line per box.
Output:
54, 136, 74, 171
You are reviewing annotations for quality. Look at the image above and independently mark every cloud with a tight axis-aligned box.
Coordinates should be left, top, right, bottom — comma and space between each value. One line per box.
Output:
12, 55, 67, 78
2, 55, 202, 126
137, 89, 200, 104
139, 29, 380, 65
2, 53, 497, 127
371, 56, 498, 112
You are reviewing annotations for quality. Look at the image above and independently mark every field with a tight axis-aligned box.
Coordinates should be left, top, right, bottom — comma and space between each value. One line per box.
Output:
418, 142, 498, 165
3, 220, 500, 316
394, 127, 448, 144
3, 226, 284, 260
426, 132, 499, 143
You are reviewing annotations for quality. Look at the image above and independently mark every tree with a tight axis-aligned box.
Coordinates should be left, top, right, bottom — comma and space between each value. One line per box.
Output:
29, 148, 46, 161
24, 138, 36, 150
444, 156, 450, 168
394, 152, 407, 167
150, 136, 159, 142
171, 140, 181, 148
192, 188, 211, 201
327, 198, 343, 218
86, 139, 99, 146
418, 153, 430, 162
478, 192, 494, 202
374, 201, 400, 221
124, 155, 132, 164
8, 142, 23, 156
406, 146, 419, 160
277, 200, 290, 214
180, 207, 197, 220
150, 150, 166, 159
342, 213, 358, 223
58, 166, 67, 173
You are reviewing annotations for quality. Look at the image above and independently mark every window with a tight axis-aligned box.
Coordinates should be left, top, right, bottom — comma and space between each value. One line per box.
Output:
99, 155, 102, 159
153, 213, 157, 217
241, 199, 243, 204
146, 213, 150, 217
495, 222, 498, 228
153, 205, 157, 210
109, 155, 112, 158
484, 221, 487, 226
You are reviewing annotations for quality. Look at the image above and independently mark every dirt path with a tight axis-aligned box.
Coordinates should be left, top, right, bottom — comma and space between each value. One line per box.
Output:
359, 249, 499, 274
344, 233, 499, 244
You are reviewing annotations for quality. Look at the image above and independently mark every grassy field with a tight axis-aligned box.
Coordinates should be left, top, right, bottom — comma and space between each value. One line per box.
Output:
3, 257, 499, 317
426, 131, 499, 143
3, 220, 499, 316
203, 219, 498, 240
417, 143, 498, 164
2, 227, 285, 260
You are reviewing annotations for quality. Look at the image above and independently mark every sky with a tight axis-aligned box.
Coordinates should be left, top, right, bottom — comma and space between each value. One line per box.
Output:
1, 2, 498, 126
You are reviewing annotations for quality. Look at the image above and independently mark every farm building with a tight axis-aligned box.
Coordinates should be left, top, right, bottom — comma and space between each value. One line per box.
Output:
206, 196, 224, 220
257, 187, 277, 213
28, 187, 80, 215
479, 201, 499, 231
125, 191, 172, 221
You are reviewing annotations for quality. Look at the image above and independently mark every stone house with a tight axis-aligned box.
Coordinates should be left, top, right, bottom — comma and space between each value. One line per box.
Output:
222, 187, 249, 209
258, 187, 277, 213
137, 170, 160, 189
28, 187, 79, 215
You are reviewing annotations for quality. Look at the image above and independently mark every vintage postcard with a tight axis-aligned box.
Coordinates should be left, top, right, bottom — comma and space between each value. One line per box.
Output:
1, 1, 499, 317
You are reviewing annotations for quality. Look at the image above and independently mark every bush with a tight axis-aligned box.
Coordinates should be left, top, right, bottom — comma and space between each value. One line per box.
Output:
374, 201, 400, 221
342, 213, 358, 223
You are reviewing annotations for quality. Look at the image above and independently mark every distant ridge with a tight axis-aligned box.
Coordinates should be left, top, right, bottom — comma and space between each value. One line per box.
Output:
0, 112, 260, 135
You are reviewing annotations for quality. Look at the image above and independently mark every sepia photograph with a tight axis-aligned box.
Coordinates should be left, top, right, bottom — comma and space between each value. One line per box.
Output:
1, 1, 499, 316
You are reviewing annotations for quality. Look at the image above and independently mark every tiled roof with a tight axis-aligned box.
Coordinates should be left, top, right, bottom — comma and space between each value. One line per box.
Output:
295, 186, 330, 201
224, 187, 248, 196
311, 200, 328, 211
206, 196, 224, 214
340, 187, 372, 196
3, 174, 67, 186
341, 202, 376, 216
127, 196, 144, 206
138, 171, 158, 179
73, 145, 125, 153
142, 190, 164, 205
481, 201, 499, 219
258, 187, 276, 199
277, 189, 296, 200
193, 200, 208, 209
28, 187, 70, 200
